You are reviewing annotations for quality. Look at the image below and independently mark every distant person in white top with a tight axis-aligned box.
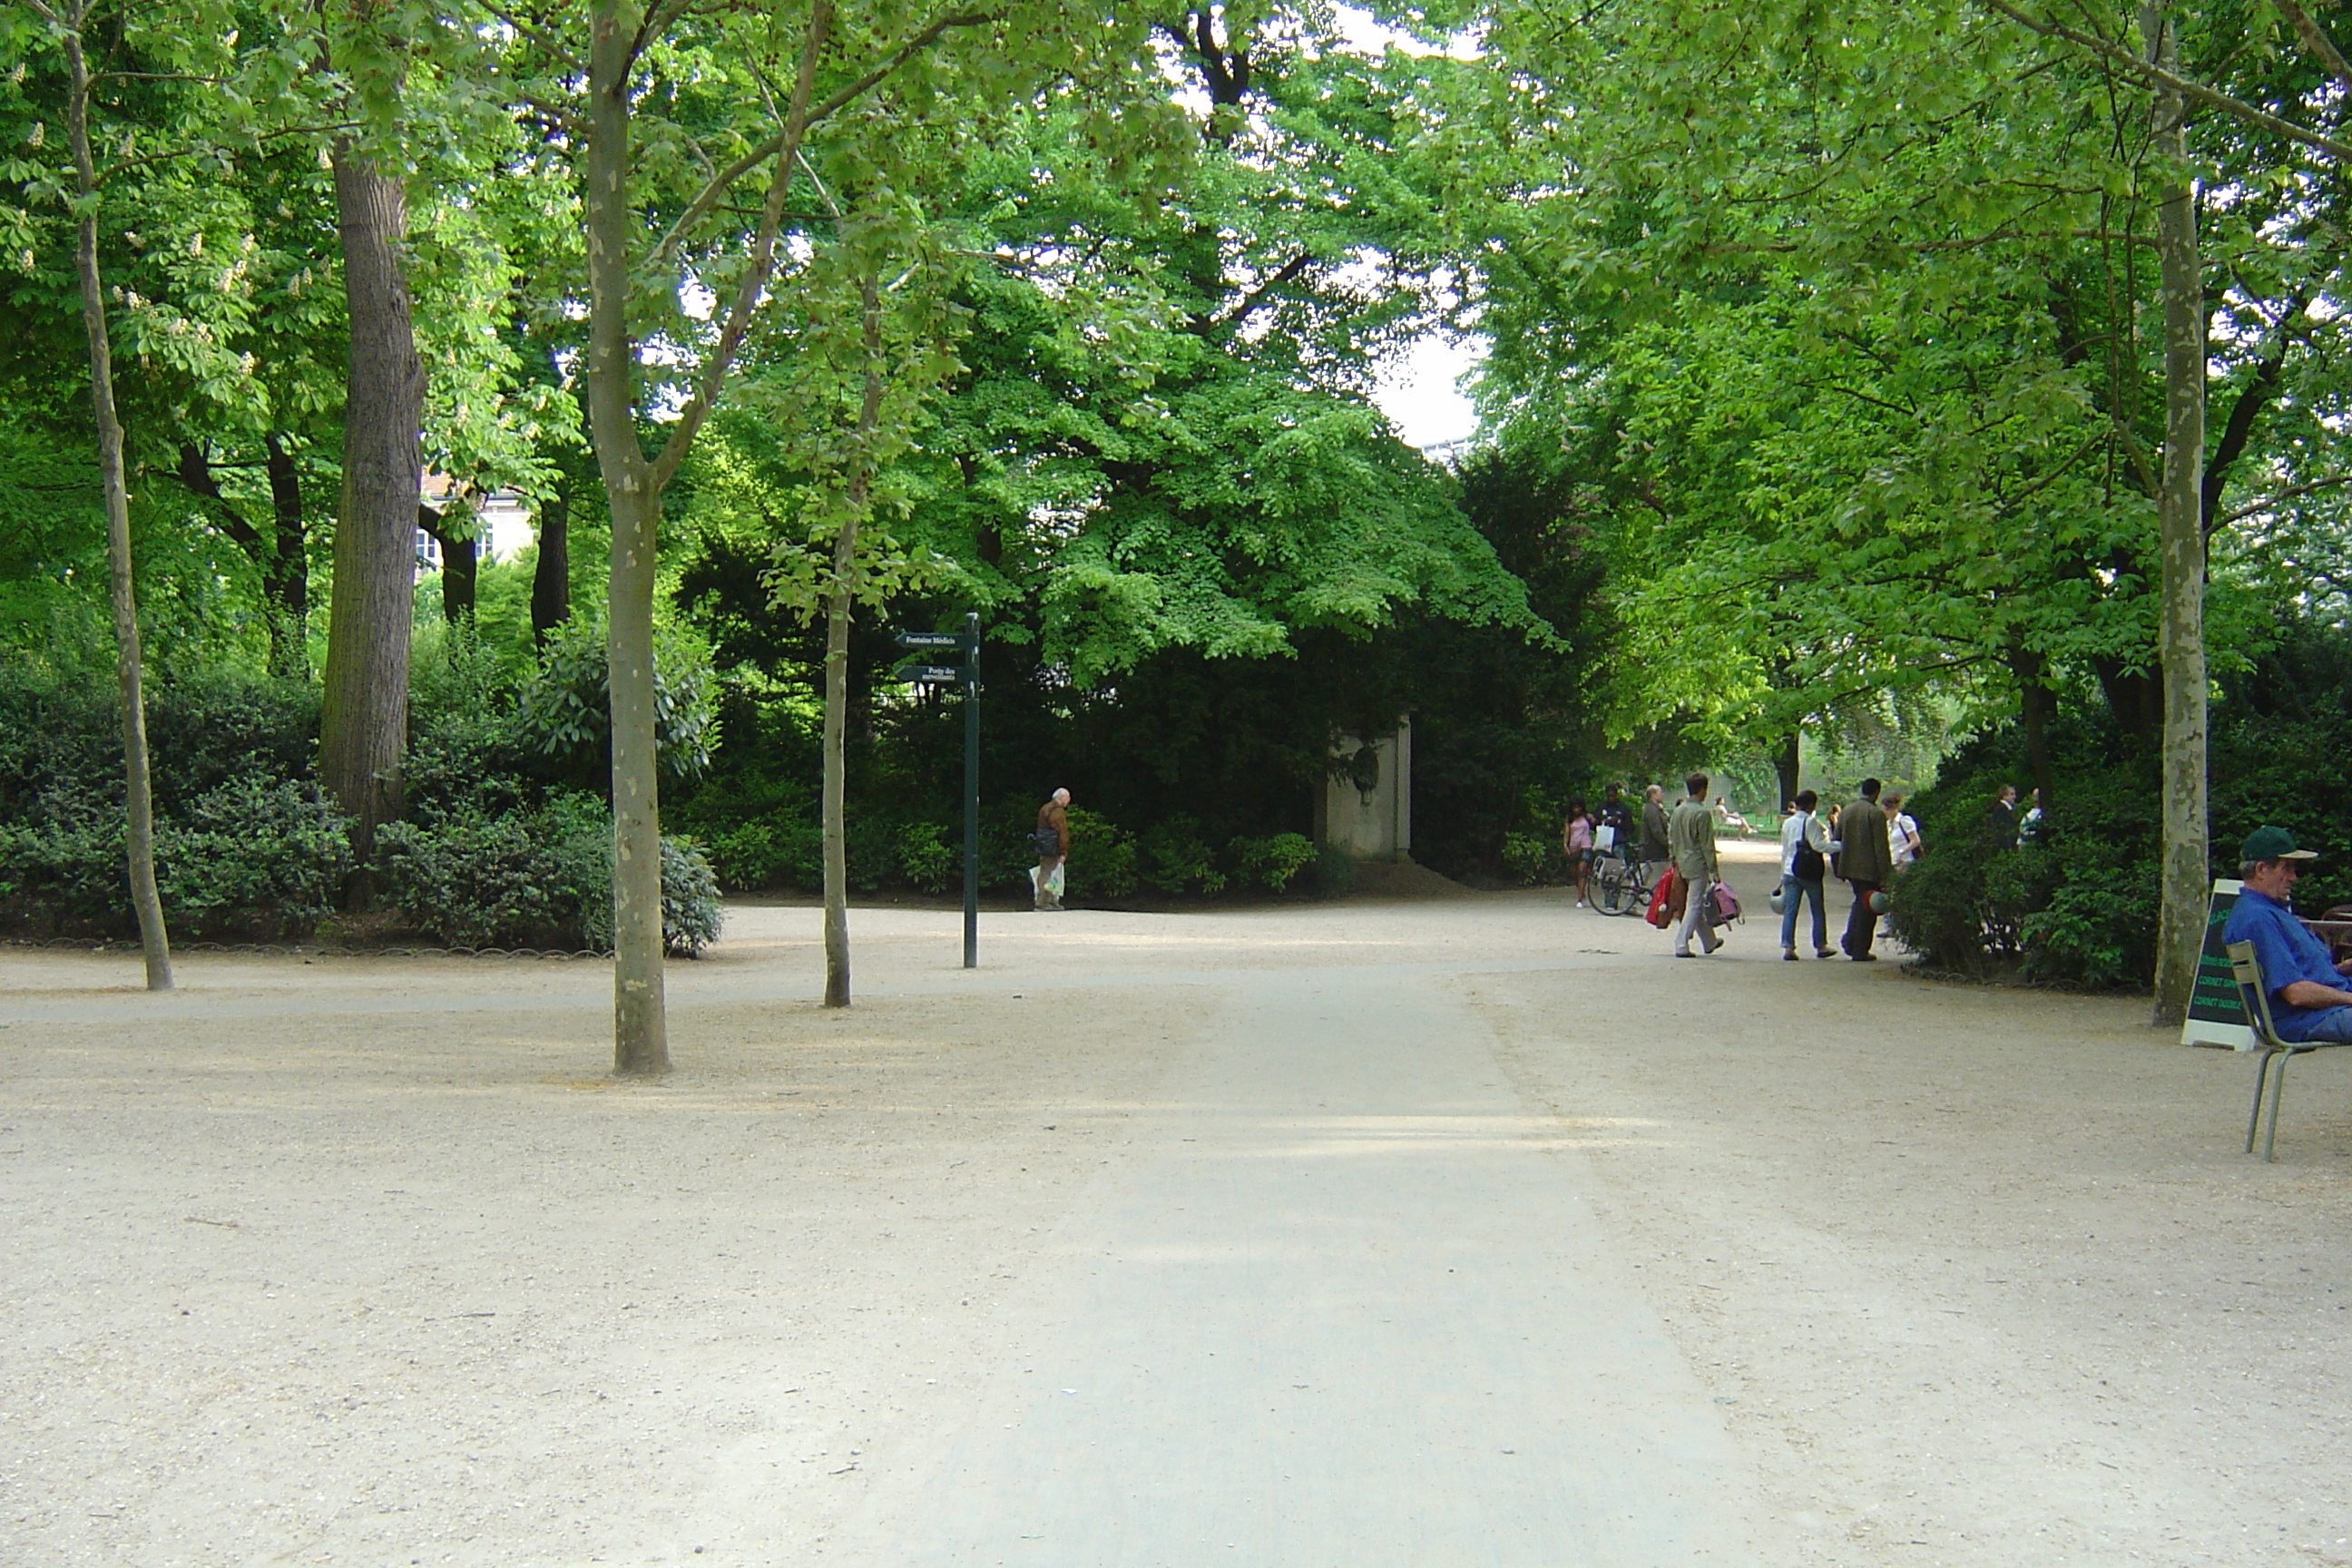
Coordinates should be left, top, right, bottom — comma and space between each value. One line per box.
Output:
1884, 792, 1921, 867
1713, 796, 1751, 838
1881, 791, 1920, 941
1778, 789, 1835, 959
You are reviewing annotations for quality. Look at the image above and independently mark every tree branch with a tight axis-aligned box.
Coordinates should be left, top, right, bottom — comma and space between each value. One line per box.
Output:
2273, 0, 2352, 96
652, 10, 994, 263
2220, 475, 2352, 525
651, 0, 834, 490
2202, 295, 2308, 534
172, 445, 262, 553
1984, 1, 2352, 164
1216, 250, 1314, 328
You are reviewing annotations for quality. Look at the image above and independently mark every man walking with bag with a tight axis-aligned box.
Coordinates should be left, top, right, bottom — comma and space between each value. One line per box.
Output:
1034, 787, 1071, 911
1669, 772, 1722, 957
1835, 777, 1893, 960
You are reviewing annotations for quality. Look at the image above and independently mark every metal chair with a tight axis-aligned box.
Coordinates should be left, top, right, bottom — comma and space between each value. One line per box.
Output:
2226, 940, 2351, 1161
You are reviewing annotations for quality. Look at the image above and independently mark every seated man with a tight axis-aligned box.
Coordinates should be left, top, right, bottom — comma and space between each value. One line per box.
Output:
2222, 825, 2352, 1042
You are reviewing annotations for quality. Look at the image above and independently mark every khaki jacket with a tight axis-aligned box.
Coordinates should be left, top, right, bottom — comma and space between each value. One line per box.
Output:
1668, 797, 1718, 882
1835, 797, 1893, 883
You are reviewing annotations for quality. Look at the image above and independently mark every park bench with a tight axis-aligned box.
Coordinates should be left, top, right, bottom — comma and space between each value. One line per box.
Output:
2226, 939, 2352, 1161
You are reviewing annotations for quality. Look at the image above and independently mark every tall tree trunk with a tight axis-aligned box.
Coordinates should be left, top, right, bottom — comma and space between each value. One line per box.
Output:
2143, 2, 2209, 1026
2011, 643, 2056, 814
822, 277, 887, 1009
1772, 730, 1799, 811
262, 435, 308, 676
586, 0, 667, 1073
318, 145, 424, 870
61, 14, 172, 992
531, 485, 570, 645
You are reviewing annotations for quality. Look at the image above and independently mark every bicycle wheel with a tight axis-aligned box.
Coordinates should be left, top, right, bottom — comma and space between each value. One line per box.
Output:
1594, 858, 1636, 916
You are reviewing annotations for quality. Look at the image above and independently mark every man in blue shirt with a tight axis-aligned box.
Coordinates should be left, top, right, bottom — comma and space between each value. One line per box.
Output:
2221, 825, 2352, 1042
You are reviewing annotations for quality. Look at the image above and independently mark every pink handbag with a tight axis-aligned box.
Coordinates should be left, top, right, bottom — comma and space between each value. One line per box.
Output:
1710, 881, 1741, 923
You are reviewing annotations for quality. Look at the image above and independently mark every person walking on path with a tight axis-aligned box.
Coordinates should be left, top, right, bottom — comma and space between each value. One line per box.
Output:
1834, 777, 1893, 960
1881, 791, 1922, 942
1034, 788, 1071, 911
1640, 783, 1672, 874
2222, 825, 2352, 1041
1779, 789, 1835, 960
1598, 783, 1634, 863
1563, 799, 1595, 906
1985, 783, 2020, 848
1886, 792, 1921, 868
1669, 772, 1722, 957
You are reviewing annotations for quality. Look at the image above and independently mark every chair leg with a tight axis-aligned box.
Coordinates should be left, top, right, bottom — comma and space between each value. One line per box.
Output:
2249, 1050, 2276, 1153
2264, 1051, 2291, 1162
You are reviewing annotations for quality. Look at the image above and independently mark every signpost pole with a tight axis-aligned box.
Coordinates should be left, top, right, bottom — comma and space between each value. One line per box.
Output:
962, 612, 979, 969
893, 623, 982, 970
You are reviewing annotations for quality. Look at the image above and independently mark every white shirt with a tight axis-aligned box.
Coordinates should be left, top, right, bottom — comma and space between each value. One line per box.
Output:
1890, 813, 1921, 866
1779, 811, 1832, 877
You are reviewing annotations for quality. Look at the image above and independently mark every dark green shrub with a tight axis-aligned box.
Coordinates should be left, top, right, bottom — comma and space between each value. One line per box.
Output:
1232, 831, 1315, 892
157, 779, 354, 940
377, 793, 613, 948
1064, 808, 1138, 898
655, 838, 724, 956
1139, 816, 1221, 894
514, 616, 715, 790
377, 793, 723, 955
897, 821, 957, 893
1312, 842, 1356, 897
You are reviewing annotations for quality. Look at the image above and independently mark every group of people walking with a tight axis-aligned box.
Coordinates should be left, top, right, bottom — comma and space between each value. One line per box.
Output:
1559, 774, 1926, 960
1774, 778, 1916, 961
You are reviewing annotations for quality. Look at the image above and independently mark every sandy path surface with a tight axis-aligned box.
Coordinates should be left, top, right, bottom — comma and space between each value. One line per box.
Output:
4, 840, 2348, 1565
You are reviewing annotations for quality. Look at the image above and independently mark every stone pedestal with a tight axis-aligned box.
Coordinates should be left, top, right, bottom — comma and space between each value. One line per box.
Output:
1316, 720, 1412, 862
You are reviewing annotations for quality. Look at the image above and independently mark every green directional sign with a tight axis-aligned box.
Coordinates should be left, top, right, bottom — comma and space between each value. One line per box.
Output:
897, 663, 966, 683
895, 631, 968, 650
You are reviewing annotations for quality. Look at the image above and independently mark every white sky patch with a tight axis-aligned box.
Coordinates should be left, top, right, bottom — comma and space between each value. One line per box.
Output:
1374, 333, 1483, 451
1331, 3, 1483, 60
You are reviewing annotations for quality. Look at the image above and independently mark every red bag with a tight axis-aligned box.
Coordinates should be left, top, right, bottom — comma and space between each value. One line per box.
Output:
1645, 867, 1681, 928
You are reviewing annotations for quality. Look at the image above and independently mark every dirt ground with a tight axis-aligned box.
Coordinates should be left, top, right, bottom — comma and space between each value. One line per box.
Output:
3, 839, 2348, 1565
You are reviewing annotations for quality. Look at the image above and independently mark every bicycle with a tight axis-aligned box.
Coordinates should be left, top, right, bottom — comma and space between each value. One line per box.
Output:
1590, 848, 1659, 916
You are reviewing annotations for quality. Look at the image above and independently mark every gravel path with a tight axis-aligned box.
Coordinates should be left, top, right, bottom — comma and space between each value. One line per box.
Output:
5, 843, 2347, 1565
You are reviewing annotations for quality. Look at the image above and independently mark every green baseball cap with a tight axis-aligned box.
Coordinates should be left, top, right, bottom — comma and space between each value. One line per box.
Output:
2242, 825, 2318, 862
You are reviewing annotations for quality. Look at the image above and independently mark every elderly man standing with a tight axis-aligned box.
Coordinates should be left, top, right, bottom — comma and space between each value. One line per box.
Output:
1669, 771, 1721, 957
1034, 787, 1071, 911
1640, 783, 1672, 875
1835, 776, 1893, 961
2222, 826, 2352, 1041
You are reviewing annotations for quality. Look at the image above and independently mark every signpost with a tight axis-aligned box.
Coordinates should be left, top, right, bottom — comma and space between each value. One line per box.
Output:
895, 614, 981, 968
2182, 878, 2253, 1050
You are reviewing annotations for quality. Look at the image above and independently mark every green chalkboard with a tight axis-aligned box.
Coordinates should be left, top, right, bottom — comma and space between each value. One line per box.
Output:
2182, 878, 2254, 1050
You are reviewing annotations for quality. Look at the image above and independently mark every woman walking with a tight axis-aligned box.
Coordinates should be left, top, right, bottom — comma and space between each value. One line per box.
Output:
1562, 799, 1595, 907
1779, 789, 1835, 960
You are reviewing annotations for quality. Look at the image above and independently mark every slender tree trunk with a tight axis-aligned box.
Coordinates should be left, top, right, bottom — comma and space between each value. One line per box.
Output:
821, 566, 854, 1008
586, 0, 667, 1073
318, 144, 423, 869
2011, 643, 2056, 814
822, 278, 887, 1009
62, 16, 172, 992
1773, 730, 1799, 811
2143, 3, 2209, 1026
262, 435, 308, 676
531, 485, 570, 645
